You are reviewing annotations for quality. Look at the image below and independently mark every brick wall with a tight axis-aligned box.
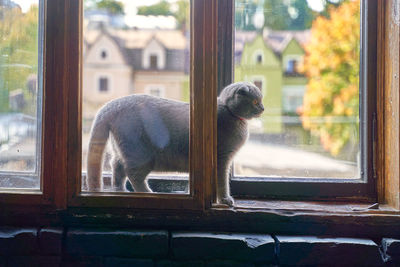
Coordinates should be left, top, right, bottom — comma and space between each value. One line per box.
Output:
0, 227, 398, 266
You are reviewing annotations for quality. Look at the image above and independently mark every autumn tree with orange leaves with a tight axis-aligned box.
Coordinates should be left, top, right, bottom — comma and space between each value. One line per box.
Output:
301, 1, 360, 156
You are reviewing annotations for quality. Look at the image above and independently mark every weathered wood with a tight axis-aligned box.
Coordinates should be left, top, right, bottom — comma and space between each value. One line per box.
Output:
2, 203, 400, 239
0, 0, 70, 207
66, 0, 82, 206
377, 0, 386, 206
200, 0, 218, 208
217, 0, 234, 94
382, 0, 400, 209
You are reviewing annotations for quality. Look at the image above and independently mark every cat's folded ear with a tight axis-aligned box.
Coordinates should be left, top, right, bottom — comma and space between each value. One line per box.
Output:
236, 85, 250, 96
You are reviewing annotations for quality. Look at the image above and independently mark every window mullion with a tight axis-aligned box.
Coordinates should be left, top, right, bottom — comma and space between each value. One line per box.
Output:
42, 0, 72, 209
190, 0, 218, 209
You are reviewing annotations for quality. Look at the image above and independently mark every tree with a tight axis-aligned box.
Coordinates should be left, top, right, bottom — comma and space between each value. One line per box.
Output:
300, 1, 360, 156
288, 0, 316, 30
0, 5, 38, 113
320, 0, 347, 18
172, 0, 189, 31
137, 1, 172, 16
97, 0, 124, 14
264, 0, 291, 30
85, 0, 124, 15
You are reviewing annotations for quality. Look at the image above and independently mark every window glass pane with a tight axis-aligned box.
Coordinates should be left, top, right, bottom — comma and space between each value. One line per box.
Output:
0, 0, 42, 189
234, 0, 360, 179
82, 0, 190, 193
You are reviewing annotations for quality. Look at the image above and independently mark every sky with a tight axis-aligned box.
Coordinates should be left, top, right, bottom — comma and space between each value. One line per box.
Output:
121, 0, 330, 17
12, 0, 329, 15
306, 0, 325, 12
12, 0, 37, 13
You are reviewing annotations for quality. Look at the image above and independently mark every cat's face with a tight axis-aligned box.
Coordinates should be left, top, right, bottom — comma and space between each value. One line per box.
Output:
222, 82, 264, 120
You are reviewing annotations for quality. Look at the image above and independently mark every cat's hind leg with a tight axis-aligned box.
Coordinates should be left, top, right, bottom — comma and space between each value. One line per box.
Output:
112, 158, 126, 191
126, 166, 152, 193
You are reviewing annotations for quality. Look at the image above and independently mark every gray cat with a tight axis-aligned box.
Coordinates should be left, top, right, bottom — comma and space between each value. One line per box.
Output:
86, 81, 264, 206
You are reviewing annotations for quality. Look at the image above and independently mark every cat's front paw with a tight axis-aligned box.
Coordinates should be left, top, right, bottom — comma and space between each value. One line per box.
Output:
220, 195, 235, 207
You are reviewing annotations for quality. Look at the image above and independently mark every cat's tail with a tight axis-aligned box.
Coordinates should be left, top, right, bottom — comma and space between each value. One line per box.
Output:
86, 112, 110, 192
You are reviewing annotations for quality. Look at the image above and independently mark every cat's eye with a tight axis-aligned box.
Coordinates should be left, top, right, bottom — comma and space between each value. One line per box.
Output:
253, 99, 258, 105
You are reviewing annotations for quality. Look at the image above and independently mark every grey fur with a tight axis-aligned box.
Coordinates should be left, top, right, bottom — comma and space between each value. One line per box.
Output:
86, 81, 264, 206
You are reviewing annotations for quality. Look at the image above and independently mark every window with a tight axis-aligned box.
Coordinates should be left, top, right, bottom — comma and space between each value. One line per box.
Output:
100, 49, 107, 59
2, 0, 400, 232
0, 0, 43, 189
149, 88, 161, 96
256, 54, 262, 64
286, 59, 297, 73
142, 40, 166, 70
282, 86, 305, 114
145, 86, 165, 98
232, 0, 376, 200
80, 0, 194, 208
150, 54, 158, 69
98, 77, 108, 92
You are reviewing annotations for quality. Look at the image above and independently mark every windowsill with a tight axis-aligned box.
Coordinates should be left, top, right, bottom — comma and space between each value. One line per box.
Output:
2, 198, 400, 238
232, 199, 398, 214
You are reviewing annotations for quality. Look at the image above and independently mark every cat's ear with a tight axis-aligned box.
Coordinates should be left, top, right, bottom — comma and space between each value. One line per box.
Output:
236, 85, 250, 96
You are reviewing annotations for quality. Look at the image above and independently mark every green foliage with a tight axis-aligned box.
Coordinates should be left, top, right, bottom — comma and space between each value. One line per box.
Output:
137, 0, 189, 31
0, 6, 39, 113
173, 0, 189, 31
236, 0, 348, 31
137, 1, 172, 16
288, 0, 316, 30
97, 0, 124, 14
264, 0, 291, 30
85, 0, 124, 15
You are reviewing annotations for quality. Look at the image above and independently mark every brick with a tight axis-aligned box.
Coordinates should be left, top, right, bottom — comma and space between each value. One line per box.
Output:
276, 236, 383, 266
381, 238, 400, 264
61, 256, 104, 267
156, 260, 205, 267
171, 232, 275, 264
66, 228, 168, 258
8, 256, 61, 267
0, 227, 38, 255
38, 227, 63, 255
205, 260, 255, 267
104, 257, 154, 267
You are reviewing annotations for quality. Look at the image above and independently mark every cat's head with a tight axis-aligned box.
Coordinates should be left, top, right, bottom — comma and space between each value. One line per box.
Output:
220, 82, 264, 120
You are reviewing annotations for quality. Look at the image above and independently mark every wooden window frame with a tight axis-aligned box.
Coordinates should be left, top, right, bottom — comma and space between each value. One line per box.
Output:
1, 0, 400, 238
65, 0, 218, 211
0, 0, 65, 208
227, 0, 377, 202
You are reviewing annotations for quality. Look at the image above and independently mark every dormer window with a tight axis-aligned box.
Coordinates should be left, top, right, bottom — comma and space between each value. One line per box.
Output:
150, 54, 158, 69
101, 50, 107, 59
256, 54, 263, 64
100, 50, 107, 59
142, 39, 165, 69
286, 59, 298, 73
